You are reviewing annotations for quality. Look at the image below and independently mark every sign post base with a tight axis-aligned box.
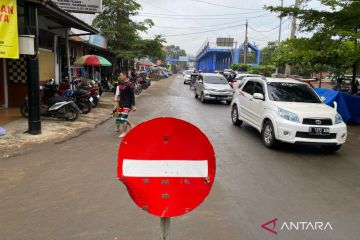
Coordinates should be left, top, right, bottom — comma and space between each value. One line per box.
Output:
160, 217, 170, 240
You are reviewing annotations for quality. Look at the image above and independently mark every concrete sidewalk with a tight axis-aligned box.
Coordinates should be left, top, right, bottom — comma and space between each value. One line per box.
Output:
0, 93, 115, 159
0, 78, 167, 159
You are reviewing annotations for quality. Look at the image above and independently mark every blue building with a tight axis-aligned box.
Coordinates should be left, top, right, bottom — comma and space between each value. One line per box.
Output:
195, 41, 260, 73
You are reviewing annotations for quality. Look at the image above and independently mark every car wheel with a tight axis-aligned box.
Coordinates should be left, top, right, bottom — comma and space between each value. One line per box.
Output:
194, 89, 198, 98
200, 92, 206, 103
231, 105, 242, 126
262, 120, 278, 148
226, 100, 231, 105
184, 80, 186, 84
321, 145, 342, 153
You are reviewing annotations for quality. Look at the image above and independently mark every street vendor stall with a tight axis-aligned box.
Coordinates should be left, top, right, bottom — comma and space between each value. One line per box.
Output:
74, 54, 112, 80
315, 88, 360, 124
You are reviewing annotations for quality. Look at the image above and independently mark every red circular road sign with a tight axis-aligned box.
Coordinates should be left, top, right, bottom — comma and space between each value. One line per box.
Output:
118, 117, 216, 218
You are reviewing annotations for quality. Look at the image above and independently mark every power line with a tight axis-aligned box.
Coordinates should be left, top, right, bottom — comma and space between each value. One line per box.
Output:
138, 13, 274, 20
140, 10, 265, 16
153, 17, 288, 31
153, 20, 239, 29
249, 25, 280, 33
163, 23, 246, 37
248, 17, 290, 33
190, 0, 264, 10
140, 0, 178, 14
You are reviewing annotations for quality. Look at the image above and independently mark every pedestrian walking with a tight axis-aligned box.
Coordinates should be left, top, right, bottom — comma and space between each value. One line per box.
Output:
116, 71, 136, 138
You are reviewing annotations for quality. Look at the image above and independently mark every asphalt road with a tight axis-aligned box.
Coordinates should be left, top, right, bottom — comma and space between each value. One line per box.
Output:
1, 75, 360, 240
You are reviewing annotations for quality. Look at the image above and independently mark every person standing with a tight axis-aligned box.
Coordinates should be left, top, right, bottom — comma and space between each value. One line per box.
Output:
117, 71, 136, 138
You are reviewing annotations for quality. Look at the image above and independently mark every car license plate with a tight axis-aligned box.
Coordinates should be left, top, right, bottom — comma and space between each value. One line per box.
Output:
89, 97, 94, 102
309, 127, 330, 135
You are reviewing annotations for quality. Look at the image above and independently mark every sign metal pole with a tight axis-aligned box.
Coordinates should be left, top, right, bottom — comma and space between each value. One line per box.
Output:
25, 1, 41, 135
117, 118, 216, 239
65, 29, 72, 82
160, 217, 170, 240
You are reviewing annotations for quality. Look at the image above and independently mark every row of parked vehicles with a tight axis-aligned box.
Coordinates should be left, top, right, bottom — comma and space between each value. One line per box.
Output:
20, 78, 101, 121
100, 72, 152, 95
20, 71, 153, 122
183, 70, 347, 153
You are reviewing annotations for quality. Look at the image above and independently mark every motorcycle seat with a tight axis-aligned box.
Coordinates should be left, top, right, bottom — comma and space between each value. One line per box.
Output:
47, 96, 70, 105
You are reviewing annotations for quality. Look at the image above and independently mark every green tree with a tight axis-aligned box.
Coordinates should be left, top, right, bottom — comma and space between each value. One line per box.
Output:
164, 45, 187, 72
266, 0, 360, 93
230, 64, 251, 72
92, 0, 165, 61
164, 45, 187, 59
134, 35, 166, 59
260, 41, 278, 65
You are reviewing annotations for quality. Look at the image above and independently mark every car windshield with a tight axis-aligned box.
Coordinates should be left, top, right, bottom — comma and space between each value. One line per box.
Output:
267, 82, 322, 103
185, 70, 193, 75
204, 76, 228, 84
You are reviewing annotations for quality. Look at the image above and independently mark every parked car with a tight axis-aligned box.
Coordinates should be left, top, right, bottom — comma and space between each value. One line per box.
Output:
231, 77, 347, 152
194, 73, 233, 104
183, 70, 195, 84
214, 70, 236, 82
232, 74, 265, 89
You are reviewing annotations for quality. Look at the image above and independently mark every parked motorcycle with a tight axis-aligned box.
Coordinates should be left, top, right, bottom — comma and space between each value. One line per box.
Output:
138, 75, 151, 90
79, 80, 101, 108
100, 77, 115, 92
58, 80, 92, 114
20, 83, 81, 121
63, 89, 92, 114
130, 77, 142, 95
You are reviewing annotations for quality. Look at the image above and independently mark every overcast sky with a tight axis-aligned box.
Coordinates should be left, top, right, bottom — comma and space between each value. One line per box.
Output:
75, 0, 323, 56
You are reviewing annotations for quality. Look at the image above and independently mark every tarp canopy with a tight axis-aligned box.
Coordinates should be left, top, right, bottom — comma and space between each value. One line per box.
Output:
315, 88, 360, 124
136, 58, 156, 67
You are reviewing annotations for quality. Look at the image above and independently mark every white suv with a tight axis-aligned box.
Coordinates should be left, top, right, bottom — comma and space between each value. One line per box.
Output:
231, 77, 347, 152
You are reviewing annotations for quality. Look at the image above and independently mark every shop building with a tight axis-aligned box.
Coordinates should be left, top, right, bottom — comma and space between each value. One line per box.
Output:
0, 0, 98, 108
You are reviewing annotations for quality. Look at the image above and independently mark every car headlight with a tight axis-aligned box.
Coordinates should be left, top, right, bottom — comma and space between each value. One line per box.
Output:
278, 108, 299, 123
335, 113, 343, 124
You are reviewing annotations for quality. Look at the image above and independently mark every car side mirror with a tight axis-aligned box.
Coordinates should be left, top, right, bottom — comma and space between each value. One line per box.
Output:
253, 93, 264, 101
333, 101, 338, 110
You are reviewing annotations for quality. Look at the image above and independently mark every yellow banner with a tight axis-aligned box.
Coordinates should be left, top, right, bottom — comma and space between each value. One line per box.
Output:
0, 0, 19, 59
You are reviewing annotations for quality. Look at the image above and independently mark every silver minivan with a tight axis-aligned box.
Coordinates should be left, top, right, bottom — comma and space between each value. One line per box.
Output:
194, 73, 233, 104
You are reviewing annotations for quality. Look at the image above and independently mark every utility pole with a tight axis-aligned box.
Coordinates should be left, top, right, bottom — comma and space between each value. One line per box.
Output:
275, 0, 284, 76
244, 20, 248, 64
285, 0, 301, 76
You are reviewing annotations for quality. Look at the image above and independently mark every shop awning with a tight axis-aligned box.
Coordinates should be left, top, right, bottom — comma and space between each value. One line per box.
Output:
24, 0, 99, 34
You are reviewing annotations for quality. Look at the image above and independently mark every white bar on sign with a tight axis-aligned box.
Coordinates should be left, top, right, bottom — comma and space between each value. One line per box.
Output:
123, 159, 208, 177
